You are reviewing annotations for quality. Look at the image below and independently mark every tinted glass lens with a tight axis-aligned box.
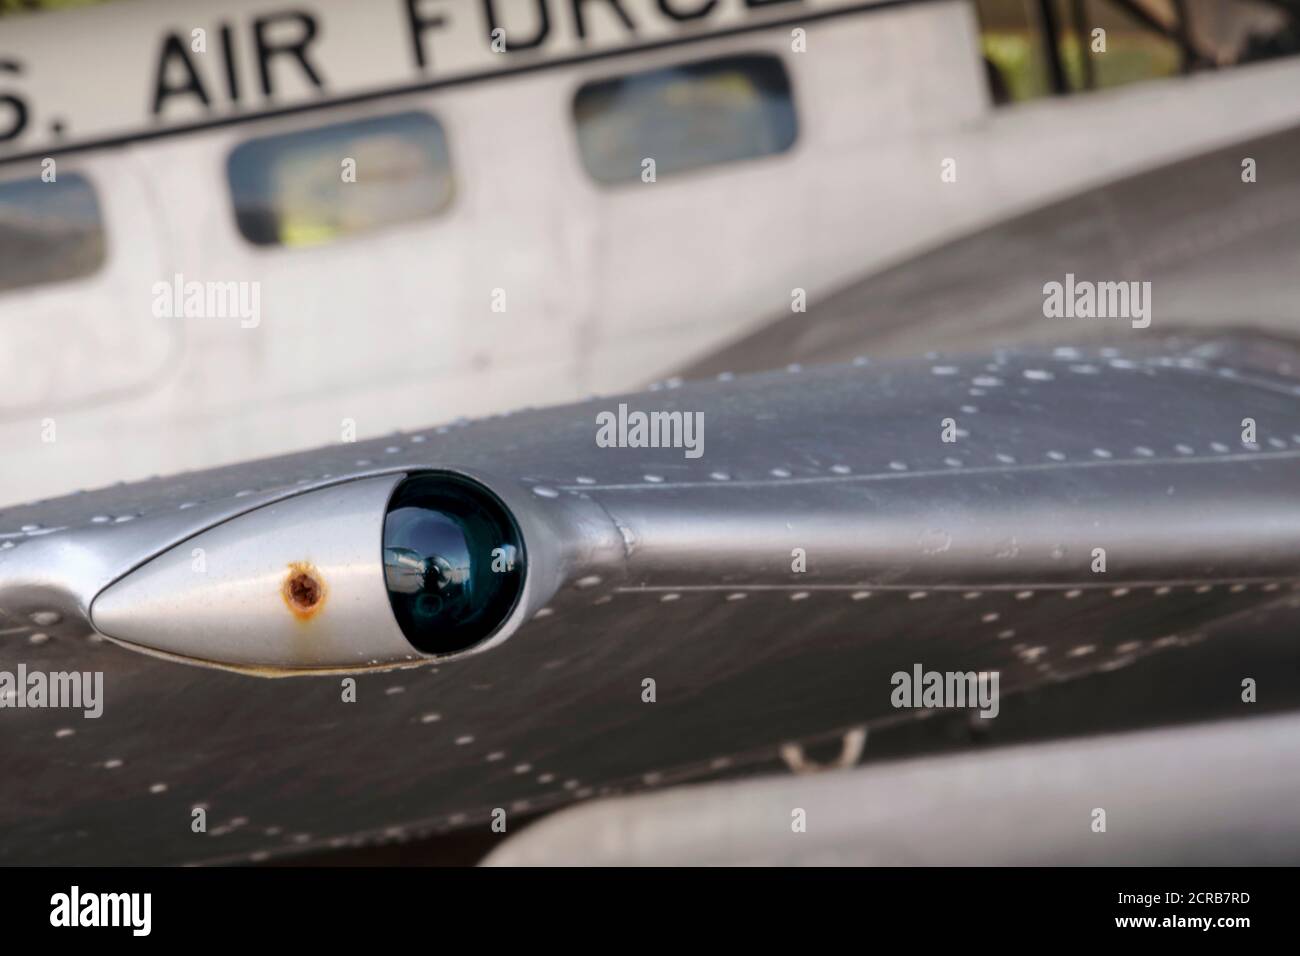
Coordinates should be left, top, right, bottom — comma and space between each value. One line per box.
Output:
383, 475, 524, 655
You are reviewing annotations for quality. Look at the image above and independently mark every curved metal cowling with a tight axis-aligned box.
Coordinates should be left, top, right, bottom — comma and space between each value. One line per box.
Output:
482, 710, 1300, 866
0, 336, 1299, 863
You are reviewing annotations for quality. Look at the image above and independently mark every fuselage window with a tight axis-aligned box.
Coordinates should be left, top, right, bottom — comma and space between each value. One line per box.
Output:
573, 53, 797, 185
0, 172, 106, 294
227, 111, 454, 247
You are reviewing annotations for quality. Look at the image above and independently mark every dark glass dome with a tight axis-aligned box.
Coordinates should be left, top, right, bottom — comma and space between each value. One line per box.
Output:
382, 475, 525, 655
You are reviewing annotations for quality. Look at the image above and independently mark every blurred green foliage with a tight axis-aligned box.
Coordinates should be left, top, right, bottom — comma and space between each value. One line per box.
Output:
0, 0, 109, 16
984, 28, 1181, 101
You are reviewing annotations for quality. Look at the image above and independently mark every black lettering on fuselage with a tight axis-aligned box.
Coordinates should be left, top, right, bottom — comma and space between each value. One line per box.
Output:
151, 11, 323, 116
253, 11, 324, 97
0, 59, 29, 143
657, 0, 719, 20
406, 0, 450, 70
484, 0, 551, 52
571, 0, 636, 40
151, 33, 210, 115
220, 23, 240, 102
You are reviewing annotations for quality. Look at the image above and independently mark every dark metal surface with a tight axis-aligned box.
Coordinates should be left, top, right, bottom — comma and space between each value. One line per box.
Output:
679, 123, 1300, 376
1, 337, 1299, 864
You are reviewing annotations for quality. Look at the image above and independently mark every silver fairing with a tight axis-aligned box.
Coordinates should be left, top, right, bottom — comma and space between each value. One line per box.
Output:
0, 336, 1298, 864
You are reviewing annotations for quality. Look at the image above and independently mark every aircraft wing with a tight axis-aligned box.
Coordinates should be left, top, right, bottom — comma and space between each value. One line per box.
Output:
2, 335, 1299, 864
680, 122, 1300, 375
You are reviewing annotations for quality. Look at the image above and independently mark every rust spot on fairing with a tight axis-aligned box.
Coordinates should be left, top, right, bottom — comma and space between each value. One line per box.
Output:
282, 562, 326, 620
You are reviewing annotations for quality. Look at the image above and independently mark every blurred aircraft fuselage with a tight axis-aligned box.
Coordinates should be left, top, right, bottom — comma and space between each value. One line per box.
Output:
3, 0, 1300, 505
